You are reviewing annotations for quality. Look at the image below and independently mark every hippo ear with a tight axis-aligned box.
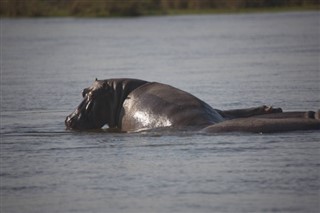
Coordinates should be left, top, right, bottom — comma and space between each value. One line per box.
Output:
95, 78, 98, 81
102, 81, 108, 88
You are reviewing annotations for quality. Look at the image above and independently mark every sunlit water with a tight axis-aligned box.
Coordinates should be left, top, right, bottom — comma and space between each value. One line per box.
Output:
1, 12, 320, 213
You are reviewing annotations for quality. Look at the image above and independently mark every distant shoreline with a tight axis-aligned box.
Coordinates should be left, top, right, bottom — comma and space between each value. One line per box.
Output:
1, 4, 319, 18
165, 6, 319, 16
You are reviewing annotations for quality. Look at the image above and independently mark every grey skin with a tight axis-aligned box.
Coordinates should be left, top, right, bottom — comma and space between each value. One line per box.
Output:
65, 78, 320, 133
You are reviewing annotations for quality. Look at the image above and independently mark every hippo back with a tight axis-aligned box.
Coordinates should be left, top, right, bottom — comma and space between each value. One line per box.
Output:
119, 82, 224, 132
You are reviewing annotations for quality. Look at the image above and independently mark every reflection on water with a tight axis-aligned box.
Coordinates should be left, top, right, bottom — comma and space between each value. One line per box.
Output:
1, 11, 320, 213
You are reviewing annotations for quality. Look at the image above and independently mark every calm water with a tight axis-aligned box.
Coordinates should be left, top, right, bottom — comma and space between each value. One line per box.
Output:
1, 12, 320, 213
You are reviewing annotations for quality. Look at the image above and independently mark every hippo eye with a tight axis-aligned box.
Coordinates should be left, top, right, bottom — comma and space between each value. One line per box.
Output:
102, 82, 108, 88
102, 83, 112, 93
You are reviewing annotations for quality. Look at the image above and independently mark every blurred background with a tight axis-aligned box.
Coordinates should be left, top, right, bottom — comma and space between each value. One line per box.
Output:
1, 0, 319, 17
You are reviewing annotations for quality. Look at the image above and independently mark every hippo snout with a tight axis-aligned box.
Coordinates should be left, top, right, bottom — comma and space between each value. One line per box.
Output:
65, 110, 83, 129
65, 115, 76, 129
65, 110, 101, 130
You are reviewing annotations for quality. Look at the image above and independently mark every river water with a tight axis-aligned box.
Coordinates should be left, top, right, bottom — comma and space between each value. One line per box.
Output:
1, 12, 320, 213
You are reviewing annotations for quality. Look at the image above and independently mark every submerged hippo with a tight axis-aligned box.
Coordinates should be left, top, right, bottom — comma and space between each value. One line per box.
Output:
65, 78, 320, 133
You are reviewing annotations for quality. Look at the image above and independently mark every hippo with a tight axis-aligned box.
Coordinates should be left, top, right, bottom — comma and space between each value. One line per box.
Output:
65, 78, 320, 133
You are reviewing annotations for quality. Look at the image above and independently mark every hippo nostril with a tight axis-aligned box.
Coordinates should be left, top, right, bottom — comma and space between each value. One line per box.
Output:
65, 116, 71, 126
65, 116, 76, 128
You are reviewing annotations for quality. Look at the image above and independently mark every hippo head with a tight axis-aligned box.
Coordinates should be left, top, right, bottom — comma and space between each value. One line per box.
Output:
65, 78, 148, 131
65, 79, 117, 130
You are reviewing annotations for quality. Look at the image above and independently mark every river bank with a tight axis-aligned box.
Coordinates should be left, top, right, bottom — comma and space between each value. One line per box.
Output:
1, 0, 319, 17
165, 5, 319, 16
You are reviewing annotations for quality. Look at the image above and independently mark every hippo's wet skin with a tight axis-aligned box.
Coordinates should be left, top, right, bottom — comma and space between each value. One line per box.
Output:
65, 78, 320, 133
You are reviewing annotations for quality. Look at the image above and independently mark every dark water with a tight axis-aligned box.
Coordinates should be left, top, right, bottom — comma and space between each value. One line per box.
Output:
1, 12, 320, 213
